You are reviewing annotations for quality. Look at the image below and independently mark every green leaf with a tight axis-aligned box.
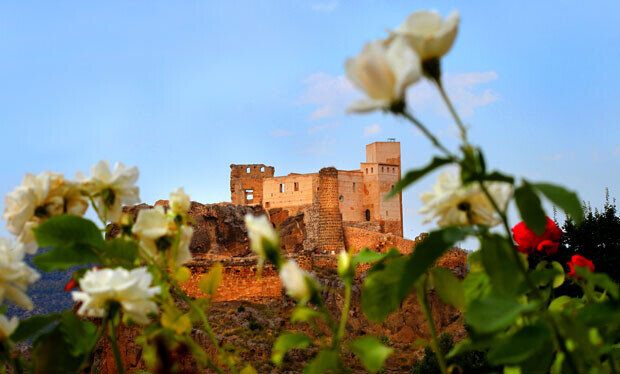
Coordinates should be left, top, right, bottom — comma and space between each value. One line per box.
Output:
480, 235, 524, 296
533, 261, 564, 288
579, 269, 619, 299
32, 327, 84, 374
303, 349, 340, 374
353, 248, 390, 265
362, 257, 407, 323
58, 312, 97, 357
532, 183, 584, 224
271, 332, 312, 366
465, 294, 538, 334
402, 227, 470, 293
291, 306, 323, 324
102, 238, 138, 268
198, 262, 223, 296
462, 272, 491, 305
349, 336, 393, 373
488, 323, 552, 365
387, 157, 452, 198
11, 313, 63, 342
483, 171, 515, 184
34, 214, 104, 249
431, 267, 465, 311
33, 242, 100, 271
240, 365, 258, 374
514, 182, 546, 235
548, 296, 575, 312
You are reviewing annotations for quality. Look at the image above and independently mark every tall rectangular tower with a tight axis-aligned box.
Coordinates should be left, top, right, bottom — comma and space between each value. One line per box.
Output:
361, 141, 403, 236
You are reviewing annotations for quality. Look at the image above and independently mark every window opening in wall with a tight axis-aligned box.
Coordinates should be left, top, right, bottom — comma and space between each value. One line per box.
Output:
381, 166, 384, 172
371, 167, 373, 173
365, 209, 371, 221
265, 202, 270, 208
294, 182, 299, 191
260, 166, 265, 172
386, 210, 388, 216
280, 184, 284, 193
339, 195, 344, 201
353, 182, 356, 192
391, 184, 394, 191
365, 168, 368, 174
244, 189, 254, 202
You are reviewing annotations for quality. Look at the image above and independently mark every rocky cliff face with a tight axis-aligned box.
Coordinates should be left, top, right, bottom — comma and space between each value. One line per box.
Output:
94, 202, 468, 373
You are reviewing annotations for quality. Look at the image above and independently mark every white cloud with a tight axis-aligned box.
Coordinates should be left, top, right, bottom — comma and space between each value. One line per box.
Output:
310, 1, 338, 12
363, 123, 382, 137
297, 72, 357, 121
407, 71, 500, 118
298, 70, 498, 123
308, 121, 340, 135
269, 129, 293, 137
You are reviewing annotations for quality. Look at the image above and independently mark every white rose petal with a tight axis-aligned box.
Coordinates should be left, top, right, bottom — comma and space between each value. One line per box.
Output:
0, 315, 19, 341
2, 172, 88, 254
419, 170, 511, 227
391, 9, 460, 61
133, 206, 194, 265
72, 267, 160, 324
0, 238, 40, 310
76, 160, 140, 223
170, 187, 191, 216
345, 37, 421, 113
279, 261, 312, 301
244, 214, 278, 258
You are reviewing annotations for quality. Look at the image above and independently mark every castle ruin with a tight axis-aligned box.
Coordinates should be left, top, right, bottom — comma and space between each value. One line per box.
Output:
230, 141, 404, 253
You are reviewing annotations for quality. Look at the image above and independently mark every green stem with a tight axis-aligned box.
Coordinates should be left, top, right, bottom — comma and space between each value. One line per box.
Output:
416, 278, 448, 374
434, 79, 468, 142
400, 110, 457, 160
334, 281, 352, 348
108, 318, 125, 374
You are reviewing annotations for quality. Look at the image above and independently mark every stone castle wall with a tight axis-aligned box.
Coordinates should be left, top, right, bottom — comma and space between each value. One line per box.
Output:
317, 167, 345, 253
230, 164, 275, 206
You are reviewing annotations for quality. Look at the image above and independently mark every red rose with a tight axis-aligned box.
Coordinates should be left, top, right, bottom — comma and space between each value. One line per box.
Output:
567, 255, 595, 278
63, 278, 78, 292
511, 217, 563, 255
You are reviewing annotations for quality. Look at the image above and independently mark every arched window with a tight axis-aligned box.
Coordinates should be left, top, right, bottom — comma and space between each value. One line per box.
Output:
365, 209, 371, 221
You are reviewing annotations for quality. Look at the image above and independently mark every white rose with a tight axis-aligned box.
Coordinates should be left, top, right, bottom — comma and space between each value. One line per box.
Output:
170, 187, 191, 216
419, 170, 511, 227
133, 206, 193, 265
0, 315, 19, 341
0, 238, 40, 310
75, 160, 140, 223
279, 261, 312, 301
345, 37, 421, 113
244, 214, 279, 258
72, 267, 160, 324
391, 10, 459, 61
2, 172, 88, 254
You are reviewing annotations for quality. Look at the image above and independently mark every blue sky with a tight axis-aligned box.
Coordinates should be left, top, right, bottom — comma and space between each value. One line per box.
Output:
1, 1, 620, 241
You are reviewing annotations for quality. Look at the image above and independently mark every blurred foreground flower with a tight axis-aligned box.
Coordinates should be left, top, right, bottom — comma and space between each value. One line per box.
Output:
0, 315, 19, 341
567, 255, 595, 279
170, 187, 191, 216
72, 267, 160, 324
133, 206, 193, 265
391, 10, 459, 61
2, 171, 87, 253
244, 214, 279, 259
279, 261, 314, 302
0, 237, 40, 310
420, 170, 511, 227
345, 37, 421, 113
76, 160, 140, 223
512, 217, 563, 255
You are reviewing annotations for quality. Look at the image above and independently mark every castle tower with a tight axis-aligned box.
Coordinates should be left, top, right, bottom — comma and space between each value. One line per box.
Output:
361, 141, 403, 236
316, 167, 345, 253
230, 164, 275, 205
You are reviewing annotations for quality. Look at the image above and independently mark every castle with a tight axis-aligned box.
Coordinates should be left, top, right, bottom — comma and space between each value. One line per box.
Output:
230, 141, 404, 253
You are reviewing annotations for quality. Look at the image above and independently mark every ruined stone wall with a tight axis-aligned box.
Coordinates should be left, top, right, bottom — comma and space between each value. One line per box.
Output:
230, 164, 274, 205
337, 170, 364, 222
317, 167, 345, 253
262, 173, 315, 211
183, 257, 283, 301
343, 226, 417, 254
